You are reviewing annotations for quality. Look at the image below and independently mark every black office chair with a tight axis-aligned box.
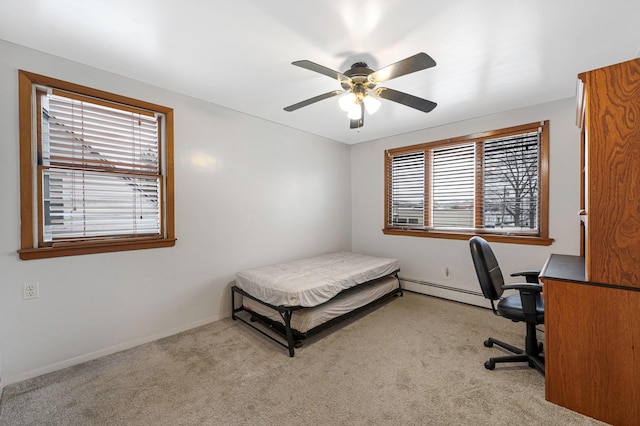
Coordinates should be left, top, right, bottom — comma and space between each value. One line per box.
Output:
469, 236, 545, 375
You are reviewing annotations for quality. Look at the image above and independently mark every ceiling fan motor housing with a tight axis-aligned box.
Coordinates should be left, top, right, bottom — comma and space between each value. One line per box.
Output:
341, 62, 377, 90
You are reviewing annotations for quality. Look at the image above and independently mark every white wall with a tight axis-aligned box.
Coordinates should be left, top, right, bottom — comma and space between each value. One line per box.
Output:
0, 40, 352, 385
0, 38, 582, 387
351, 98, 581, 306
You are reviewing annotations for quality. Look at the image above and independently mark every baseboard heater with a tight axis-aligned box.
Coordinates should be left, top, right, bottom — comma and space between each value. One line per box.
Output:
401, 276, 545, 334
398, 276, 484, 298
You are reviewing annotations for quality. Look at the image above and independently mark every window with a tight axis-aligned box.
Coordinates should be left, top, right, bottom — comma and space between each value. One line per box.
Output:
384, 121, 552, 245
18, 71, 175, 259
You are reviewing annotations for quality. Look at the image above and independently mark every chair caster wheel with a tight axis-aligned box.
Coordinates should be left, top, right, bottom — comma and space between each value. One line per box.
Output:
484, 360, 495, 370
484, 340, 493, 348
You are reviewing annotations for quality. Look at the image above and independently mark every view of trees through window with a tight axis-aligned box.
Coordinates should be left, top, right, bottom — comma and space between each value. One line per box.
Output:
482, 132, 539, 231
385, 121, 548, 241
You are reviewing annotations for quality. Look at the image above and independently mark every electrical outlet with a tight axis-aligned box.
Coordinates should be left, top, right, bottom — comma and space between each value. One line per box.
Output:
444, 266, 451, 280
23, 282, 40, 300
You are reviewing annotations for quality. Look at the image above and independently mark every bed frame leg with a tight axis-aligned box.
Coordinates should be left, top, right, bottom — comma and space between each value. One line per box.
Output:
231, 286, 237, 320
282, 311, 295, 357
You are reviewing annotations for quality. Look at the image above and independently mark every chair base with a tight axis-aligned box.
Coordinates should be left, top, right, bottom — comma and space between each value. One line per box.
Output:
483, 336, 545, 376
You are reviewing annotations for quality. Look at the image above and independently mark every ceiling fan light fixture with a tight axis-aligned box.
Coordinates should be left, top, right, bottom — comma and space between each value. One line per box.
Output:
363, 94, 381, 115
347, 102, 363, 120
339, 92, 357, 111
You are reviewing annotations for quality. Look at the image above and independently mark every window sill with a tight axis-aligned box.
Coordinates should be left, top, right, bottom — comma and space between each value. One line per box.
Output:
18, 238, 177, 260
382, 228, 553, 246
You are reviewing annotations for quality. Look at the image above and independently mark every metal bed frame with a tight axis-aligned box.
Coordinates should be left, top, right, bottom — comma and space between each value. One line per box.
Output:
231, 271, 402, 356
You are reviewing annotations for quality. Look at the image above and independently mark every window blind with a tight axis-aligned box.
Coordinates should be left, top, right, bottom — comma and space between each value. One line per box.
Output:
389, 151, 425, 226
385, 124, 544, 237
41, 92, 161, 243
482, 132, 539, 233
432, 142, 475, 229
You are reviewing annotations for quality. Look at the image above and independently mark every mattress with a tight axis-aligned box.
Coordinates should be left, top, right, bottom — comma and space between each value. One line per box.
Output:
235, 252, 399, 307
242, 275, 399, 333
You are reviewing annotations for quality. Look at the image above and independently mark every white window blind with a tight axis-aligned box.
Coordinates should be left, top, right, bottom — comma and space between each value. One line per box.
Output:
385, 124, 544, 237
389, 151, 425, 226
432, 142, 475, 229
482, 132, 539, 233
41, 92, 161, 243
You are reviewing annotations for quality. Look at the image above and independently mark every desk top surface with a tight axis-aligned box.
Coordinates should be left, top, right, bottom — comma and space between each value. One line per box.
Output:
540, 254, 586, 282
541, 254, 640, 293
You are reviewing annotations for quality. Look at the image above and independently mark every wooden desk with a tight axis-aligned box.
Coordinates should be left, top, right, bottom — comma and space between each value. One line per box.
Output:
540, 254, 640, 426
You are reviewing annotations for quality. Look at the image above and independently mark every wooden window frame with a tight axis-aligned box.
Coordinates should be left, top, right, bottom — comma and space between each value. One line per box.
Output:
383, 121, 553, 246
18, 70, 176, 260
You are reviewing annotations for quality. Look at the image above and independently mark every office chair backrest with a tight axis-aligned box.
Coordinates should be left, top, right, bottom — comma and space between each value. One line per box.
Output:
469, 236, 504, 301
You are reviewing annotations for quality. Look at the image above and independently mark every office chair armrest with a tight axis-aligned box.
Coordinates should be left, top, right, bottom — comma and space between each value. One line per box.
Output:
501, 283, 542, 293
502, 283, 543, 322
510, 270, 540, 283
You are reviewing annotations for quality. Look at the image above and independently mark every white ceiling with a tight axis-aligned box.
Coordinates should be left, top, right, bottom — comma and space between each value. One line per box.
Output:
1, 0, 639, 144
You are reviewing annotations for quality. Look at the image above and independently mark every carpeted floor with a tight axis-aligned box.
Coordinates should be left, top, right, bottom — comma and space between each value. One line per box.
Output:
0, 291, 606, 425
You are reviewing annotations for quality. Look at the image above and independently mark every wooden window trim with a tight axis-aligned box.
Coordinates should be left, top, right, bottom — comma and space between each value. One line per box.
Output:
424, 149, 432, 227
17, 70, 176, 260
383, 121, 553, 246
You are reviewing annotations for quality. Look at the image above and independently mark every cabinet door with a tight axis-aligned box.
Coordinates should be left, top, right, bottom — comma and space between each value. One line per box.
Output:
545, 279, 640, 425
584, 58, 640, 287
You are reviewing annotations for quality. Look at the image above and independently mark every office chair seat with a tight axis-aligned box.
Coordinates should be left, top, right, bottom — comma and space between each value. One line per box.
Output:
498, 294, 544, 324
469, 236, 545, 375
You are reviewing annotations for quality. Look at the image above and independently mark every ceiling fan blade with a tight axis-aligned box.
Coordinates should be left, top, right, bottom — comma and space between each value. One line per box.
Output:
292, 60, 352, 84
284, 90, 344, 112
376, 88, 437, 113
368, 53, 436, 84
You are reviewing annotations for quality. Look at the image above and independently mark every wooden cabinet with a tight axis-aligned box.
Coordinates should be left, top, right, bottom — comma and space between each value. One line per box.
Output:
541, 58, 640, 425
577, 58, 640, 287
541, 255, 640, 426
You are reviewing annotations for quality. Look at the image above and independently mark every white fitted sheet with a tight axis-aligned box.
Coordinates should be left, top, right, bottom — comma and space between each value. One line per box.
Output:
242, 275, 400, 333
235, 252, 400, 307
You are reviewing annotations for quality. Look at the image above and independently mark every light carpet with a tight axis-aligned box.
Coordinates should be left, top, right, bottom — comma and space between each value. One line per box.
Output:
0, 291, 606, 425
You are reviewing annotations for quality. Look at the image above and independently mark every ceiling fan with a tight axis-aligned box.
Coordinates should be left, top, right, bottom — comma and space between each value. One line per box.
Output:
284, 52, 437, 129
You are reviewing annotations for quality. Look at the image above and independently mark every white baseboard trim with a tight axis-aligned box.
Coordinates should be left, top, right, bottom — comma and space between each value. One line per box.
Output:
4, 288, 485, 387
4, 314, 222, 387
